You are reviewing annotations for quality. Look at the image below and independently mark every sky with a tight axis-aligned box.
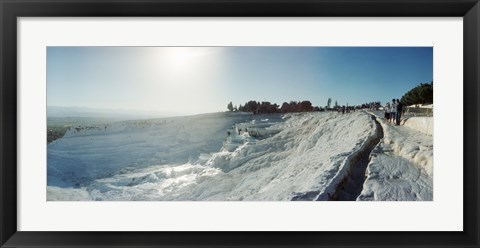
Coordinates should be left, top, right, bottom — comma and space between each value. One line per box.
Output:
47, 47, 433, 115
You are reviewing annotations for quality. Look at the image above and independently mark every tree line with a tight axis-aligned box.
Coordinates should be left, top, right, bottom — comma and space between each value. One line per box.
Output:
227, 99, 385, 114
400, 82, 433, 106
227, 100, 318, 114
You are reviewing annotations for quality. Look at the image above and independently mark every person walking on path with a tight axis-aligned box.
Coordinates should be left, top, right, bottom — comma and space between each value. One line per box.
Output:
390, 98, 397, 124
396, 99, 403, 125
384, 102, 391, 120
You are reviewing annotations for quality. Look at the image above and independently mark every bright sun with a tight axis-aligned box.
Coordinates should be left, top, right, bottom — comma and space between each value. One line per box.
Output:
165, 47, 195, 66
147, 47, 219, 86
161, 47, 209, 68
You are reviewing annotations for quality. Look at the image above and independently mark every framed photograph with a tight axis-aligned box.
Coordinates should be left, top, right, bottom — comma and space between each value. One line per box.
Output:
1, 0, 479, 247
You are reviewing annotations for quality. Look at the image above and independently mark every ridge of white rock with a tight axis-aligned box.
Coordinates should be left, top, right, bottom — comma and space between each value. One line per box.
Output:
358, 112, 433, 201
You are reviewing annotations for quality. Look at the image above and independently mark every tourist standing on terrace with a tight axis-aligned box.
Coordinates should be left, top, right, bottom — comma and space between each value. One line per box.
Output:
384, 102, 391, 120
390, 99, 397, 124
396, 99, 403, 125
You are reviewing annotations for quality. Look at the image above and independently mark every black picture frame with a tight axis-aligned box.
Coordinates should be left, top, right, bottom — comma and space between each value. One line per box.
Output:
1, 0, 478, 247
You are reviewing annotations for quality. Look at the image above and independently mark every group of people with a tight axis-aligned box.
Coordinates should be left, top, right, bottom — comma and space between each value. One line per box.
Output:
384, 99, 404, 125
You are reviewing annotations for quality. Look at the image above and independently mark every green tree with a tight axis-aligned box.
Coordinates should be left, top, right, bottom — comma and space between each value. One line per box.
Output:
400, 82, 433, 106
280, 102, 290, 113
227, 101, 233, 111
300, 100, 313, 112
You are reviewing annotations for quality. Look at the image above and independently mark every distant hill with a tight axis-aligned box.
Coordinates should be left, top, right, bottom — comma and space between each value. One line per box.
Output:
47, 106, 189, 144
47, 106, 187, 119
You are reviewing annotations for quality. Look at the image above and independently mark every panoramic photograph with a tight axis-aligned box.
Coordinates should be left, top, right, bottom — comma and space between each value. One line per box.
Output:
47, 47, 433, 201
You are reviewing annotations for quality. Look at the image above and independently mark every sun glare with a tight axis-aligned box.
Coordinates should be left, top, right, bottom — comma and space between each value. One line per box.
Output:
165, 48, 195, 66
160, 47, 209, 68
145, 47, 222, 94
148, 47, 221, 80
